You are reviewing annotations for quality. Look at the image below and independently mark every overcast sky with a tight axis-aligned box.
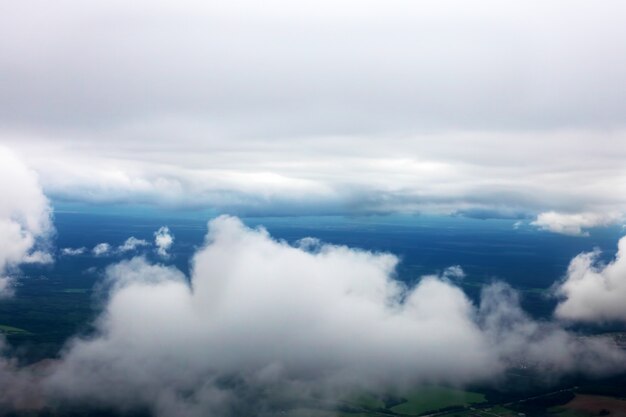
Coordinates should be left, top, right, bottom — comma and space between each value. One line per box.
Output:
3, 4, 626, 413
2, 0, 626, 233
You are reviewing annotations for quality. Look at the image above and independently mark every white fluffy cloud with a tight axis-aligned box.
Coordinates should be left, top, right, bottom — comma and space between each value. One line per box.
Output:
36, 216, 624, 416
0, 147, 53, 296
154, 226, 173, 257
555, 236, 626, 322
532, 211, 624, 236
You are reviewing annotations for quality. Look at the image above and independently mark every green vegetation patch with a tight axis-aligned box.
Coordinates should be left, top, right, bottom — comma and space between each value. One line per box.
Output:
390, 386, 486, 416
61, 288, 90, 294
0, 324, 32, 335
350, 393, 385, 410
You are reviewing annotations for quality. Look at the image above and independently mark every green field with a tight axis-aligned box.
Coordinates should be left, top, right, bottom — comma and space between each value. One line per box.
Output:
390, 386, 486, 415
0, 324, 31, 335
61, 288, 90, 294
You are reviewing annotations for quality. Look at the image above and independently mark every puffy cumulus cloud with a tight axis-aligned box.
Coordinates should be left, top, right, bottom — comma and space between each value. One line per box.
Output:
92, 243, 112, 257
554, 236, 626, 323
34, 216, 624, 416
532, 211, 624, 236
117, 236, 149, 253
154, 226, 173, 257
0, 147, 53, 297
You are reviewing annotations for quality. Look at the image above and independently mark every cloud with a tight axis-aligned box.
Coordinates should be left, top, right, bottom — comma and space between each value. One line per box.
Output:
1, 1, 626, 220
0, 278, 14, 299
554, 236, 626, 323
61, 247, 86, 256
35, 216, 624, 416
154, 226, 173, 257
443, 265, 465, 280
294, 237, 322, 252
0, 147, 53, 297
2, 1, 626, 134
92, 243, 112, 257
531, 211, 624, 236
117, 237, 149, 253
77, 237, 152, 258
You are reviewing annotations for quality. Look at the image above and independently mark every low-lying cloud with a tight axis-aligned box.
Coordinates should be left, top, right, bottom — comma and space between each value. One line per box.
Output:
61, 247, 86, 256
154, 226, 174, 257
92, 243, 112, 257
22, 216, 622, 416
555, 236, 626, 323
0, 147, 53, 297
117, 236, 149, 253
532, 211, 624, 236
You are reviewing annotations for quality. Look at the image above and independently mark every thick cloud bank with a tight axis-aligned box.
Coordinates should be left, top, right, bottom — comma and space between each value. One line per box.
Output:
0, 147, 53, 296
3, 1, 626, 223
555, 236, 626, 322
36, 217, 624, 416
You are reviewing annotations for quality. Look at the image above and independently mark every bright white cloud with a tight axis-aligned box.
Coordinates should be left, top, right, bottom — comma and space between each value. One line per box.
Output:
92, 243, 112, 257
532, 211, 624, 236
38, 216, 624, 416
154, 226, 173, 257
117, 237, 149, 253
555, 236, 626, 323
0, 147, 53, 297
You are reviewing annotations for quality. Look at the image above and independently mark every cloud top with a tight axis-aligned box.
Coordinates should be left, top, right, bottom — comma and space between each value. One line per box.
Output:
39, 216, 625, 416
555, 236, 626, 322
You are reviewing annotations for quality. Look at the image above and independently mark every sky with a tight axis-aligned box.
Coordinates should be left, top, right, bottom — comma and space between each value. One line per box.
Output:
1, 0, 626, 234
1, 1, 626, 416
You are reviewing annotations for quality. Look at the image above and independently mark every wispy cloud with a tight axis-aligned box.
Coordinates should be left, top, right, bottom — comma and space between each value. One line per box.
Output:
117, 237, 149, 253
61, 247, 86, 256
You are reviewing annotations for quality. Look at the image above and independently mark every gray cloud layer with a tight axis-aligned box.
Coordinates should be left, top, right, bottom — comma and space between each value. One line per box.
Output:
2, 1, 626, 230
